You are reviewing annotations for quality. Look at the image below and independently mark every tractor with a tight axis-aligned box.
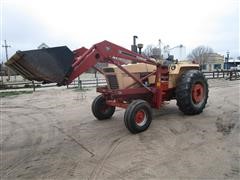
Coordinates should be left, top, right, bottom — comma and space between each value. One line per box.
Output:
6, 40, 208, 133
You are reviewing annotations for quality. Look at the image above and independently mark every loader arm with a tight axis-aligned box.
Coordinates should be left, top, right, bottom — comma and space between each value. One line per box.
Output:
64, 40, 157, 85
6, 40, 157, 87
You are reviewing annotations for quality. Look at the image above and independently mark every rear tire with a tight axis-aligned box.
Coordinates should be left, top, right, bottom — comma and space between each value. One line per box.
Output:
91, 95, 115, 120
124, 100, 152, 134
176, 70, 208, 115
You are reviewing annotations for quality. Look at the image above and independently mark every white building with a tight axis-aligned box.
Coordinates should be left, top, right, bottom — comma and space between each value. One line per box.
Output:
201, 53, 224, 71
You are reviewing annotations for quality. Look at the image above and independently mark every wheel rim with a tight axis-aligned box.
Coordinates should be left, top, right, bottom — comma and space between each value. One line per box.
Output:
192, 83, 204, 104
135, 110, 147, 127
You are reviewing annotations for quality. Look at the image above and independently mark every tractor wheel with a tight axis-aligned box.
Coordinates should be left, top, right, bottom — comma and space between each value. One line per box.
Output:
124, 100, 152, 134
91, 95, 115, 120
176, 70, 208, 115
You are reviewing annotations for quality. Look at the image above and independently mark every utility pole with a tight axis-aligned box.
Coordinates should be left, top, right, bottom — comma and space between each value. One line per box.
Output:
226, 51, 230, 70
2, 40, 11, 81
158, 39, 162, 58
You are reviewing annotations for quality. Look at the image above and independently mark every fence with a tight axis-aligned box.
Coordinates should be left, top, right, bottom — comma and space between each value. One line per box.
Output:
70, 78, 106, 88
202, 70, 240, 80
0, 77, 107, 91
1, 70, 240, 91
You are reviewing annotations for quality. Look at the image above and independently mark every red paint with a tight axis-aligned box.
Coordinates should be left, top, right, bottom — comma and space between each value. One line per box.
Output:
106, 100, 128, 109
135, 110, 145, 124
192, 83, 204, 103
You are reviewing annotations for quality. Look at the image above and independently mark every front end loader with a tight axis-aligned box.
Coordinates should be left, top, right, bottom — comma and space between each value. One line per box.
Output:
6, 40, 208, 133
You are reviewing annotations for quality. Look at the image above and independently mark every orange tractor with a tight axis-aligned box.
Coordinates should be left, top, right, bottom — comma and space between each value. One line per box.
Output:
6, 40, 208, 133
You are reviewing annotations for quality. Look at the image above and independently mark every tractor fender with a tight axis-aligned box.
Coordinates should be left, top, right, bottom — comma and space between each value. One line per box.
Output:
168, 63, 200, 89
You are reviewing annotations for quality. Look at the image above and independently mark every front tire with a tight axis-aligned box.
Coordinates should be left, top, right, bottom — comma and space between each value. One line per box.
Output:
91, 95, 115, 120
124, 100, 152, 134
176, 70, 208, 115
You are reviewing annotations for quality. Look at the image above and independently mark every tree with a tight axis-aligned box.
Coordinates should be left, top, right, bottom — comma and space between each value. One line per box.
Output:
143, 45, 154, 57
143, 45, 161, 59
188, 46, 214, 66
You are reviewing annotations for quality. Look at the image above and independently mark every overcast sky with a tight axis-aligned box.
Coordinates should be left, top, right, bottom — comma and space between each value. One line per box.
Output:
0, 0, 239, 62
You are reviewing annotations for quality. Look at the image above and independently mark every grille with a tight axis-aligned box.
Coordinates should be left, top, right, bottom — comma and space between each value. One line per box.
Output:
106, 75, 119, 89
103, 68, 115, 73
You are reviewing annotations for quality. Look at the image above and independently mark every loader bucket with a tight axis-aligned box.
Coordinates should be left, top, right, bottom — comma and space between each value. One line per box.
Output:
5, 46, 74, 84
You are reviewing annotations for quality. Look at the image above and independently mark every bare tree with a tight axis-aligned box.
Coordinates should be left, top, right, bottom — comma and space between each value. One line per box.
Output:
188, 46, 214, 66
143, 45, 154, 57
143, 44, 162, 59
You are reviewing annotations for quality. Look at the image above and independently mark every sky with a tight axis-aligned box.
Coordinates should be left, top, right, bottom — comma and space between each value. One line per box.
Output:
0, 0, 239, 62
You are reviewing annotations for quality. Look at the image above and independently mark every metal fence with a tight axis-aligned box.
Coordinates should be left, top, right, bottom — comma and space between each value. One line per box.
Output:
0, 77, 107, 91
202, 70, 240, 80
1, 70, 240, 91
70, 78, 106, 88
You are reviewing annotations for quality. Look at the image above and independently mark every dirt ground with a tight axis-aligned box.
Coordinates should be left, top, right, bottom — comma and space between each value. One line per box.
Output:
1, 79, 239, 180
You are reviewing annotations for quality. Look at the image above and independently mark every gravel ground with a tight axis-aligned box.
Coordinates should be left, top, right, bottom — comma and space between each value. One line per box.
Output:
1, 79, 240, 180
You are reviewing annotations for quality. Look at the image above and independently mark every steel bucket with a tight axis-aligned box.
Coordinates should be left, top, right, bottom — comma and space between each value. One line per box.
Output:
5, 46, 74, 84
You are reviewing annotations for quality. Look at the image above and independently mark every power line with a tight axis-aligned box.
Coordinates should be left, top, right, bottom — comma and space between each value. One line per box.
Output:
2, 40, 11, 60
2, 40, 11, 80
